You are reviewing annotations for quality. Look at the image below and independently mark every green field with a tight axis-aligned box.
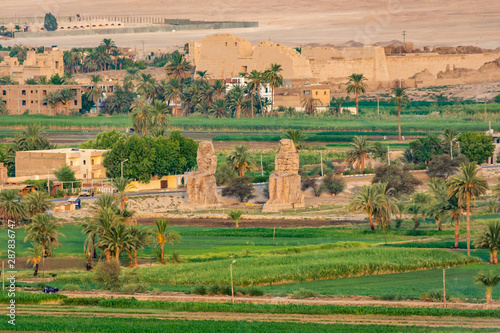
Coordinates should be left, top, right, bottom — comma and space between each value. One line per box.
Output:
2, 315, 495, 333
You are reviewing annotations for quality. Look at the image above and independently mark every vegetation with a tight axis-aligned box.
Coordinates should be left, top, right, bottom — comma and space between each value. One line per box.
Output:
474, 221, 500, 264
43, 13, 58, 31
474, 271, 500, 303
221, 177, 255, 202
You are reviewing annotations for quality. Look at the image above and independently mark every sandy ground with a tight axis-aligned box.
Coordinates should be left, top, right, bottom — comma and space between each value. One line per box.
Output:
1, 1, 499, 51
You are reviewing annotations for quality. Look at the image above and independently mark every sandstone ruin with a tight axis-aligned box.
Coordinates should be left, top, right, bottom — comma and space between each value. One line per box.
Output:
262, 139, 305, 212
178, 141, 220, 211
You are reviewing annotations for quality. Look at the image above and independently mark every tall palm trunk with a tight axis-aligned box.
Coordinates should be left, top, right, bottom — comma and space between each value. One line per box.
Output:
95, 97, 99, 114
355, 92, 359, 120
466, 192, 471, 256
127, 252, 133, 267
454, 214, 460, 248
134, 251, 138, 267
115, 250, 121, 265
414, 216, 419, 230
486, 288, 492, 303
236, 105, 241, 118
368, 214, 375, 231
160, 243, 165, 263
105, 250, 111, 263
492, 249, 498, 264
34, 263, 39, 277
398, 102, 402, 141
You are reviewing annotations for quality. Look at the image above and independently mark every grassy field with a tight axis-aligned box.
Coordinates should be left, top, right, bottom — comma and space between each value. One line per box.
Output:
2, 315, 495, 333
0, 114, 495, 131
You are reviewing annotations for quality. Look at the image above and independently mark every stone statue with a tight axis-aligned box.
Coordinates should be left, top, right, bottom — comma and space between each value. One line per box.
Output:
178, 141, 220, 211
262, 139, 305, 212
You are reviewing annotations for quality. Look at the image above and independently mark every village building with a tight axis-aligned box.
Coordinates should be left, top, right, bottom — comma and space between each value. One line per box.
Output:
0, 84, 82, 115
0, 50, 64, 83
15, 148, 107, 180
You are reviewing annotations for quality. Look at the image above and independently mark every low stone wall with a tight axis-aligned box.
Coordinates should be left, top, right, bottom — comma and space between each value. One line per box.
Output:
14, 21, 258, 38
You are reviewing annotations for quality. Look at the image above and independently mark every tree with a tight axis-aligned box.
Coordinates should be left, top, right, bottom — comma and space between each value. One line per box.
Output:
96, 223, 132, 265
409, 134, 444, 164
447, 162, 489, 256
130, 97, 152, 135
247, 70, 264, 115
226, 145, 255, 177
390, 87, 409, 141
228, 210, 244, 229
442, 128, 458, 157
222, 177, 255, 202
405, 202, 422, 230
26, 245, 43, 276
458, 132, 495, 164
346, 73, 367, 119
332, 96, 350, 115
24, 213, 64, 257
349, 185, 385, 231
474, 271, 500, 303
0, 189, 26, 222
443, 195, 464, 249
112, 177, 136, 211
88, 74, 103, 114
126, 225, 152, 267
301, 96, 322, 115
0, 96, 7, 115
284, 129, 306, 149
321, 173, 346, 196
346, 136, 372, 171
227, 85, 247, 118
209, 98, 229, 118
154, 219, 181, 263
427, 154, 468, 179
44, 13, 58, 32
263, 64, 283, 114
165, 53, 192, 80
42, 91, 61, 116
164, 78, 183, 116
372, 164, 422, 197
54, 165, 77, 189
215, 162, 237, 186
26, 191, 53, 216
474, 221, 500, 264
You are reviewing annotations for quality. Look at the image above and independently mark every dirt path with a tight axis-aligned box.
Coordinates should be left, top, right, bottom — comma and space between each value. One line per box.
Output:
57, 291, 500, 310
7, 309, 500, 329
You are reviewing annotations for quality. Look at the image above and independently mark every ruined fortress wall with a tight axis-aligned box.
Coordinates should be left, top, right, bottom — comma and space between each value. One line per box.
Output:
386, 53, 500, 79
252, 42, 312, 79
301, 46, 342, 61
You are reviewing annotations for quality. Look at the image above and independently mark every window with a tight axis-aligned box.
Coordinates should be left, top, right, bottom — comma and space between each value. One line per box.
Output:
42, 90, 47, 96
22, 100, 26, 106
55, 61, 59, 69
22, 90, 26, 96
2, 90, 6, 96
74, 100, 78, 105
225, 42, 228, 46
315, 91, 318, 95
91, 159, 95, 165
324, 91, 327, 95
241, 66, 247, 72
70, 161, 73, 166
303, 90, 310, 95
83, 160, 86, 165
83, 174, 87, 178
235, 42, 237, 46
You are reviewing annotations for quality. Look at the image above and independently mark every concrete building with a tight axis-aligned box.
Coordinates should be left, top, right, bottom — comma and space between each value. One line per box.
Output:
0, 84, 82, 115
0, 50, 64, 84
0, 163, 7, 184
188, 34, 500, 90
15, 148, 107, 180
274, 85, 331, 111
225, 76, 272, 112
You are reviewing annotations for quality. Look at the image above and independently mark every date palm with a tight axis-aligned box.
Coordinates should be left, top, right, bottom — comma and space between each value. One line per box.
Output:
284, 129, 305, 149
474, 221, 500, 264
301, 96, 322, 115
447, 162, 489, 256
126, 225, 152, 267
346, 136, 372, 171
0, 189, 27, 222
26, 191, 53, 216
346, 73, 367, 119
112, 177, 136, 211
349, 185, 386, 231
228, 210, 244, 229
474, 271, 500, 303
165, 53, 192, 80
263, 64, 283, 114
130, 97, 152, 135
443, 195, 464, 249
405, 202, 422, 230
227, 145, 255, 177
58, 88, 76, 116
332, 96, 350, 115
443, 128, 458, 157
227, 85, 247, 118
97, 223, 132, 265
154, 219, 181, 263
136, 73, 156, 100
88, 74, 103, 114
24, 213, 64, 257
247, 70, 264, 114
26, 245, 42, 277
209, 98, 229, 118
164, 78, 183, 116
390, 87, 409, 141
42, 91, 61, 116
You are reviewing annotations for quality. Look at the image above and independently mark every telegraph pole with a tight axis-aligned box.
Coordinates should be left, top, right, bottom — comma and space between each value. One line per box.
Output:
402, 31, 406, 49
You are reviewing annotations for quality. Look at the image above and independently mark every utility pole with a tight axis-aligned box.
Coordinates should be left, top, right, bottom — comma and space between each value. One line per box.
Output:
485, 97, 488, 122
230, 260, 236, 303
376, 94, 380, 116
402, 31, 406, 49
320, 151, 324, 177
273, 228, 276, 255
260, 153, 263, 177
387, 146, 390, 165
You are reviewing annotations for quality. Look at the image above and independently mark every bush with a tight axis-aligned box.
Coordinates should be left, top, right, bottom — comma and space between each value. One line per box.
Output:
94, 261, 121, 291
221, 176, 255, 202
207, 285, 222, 295
395, 219, 403, 228
191, 285, 207, 295
215, 162, 237, 185
420, 290, 449, 302
362, 168, 374, 174
44, 13, 58, 31
62, 283, 81, 291
61, 297, 104, 306
121, 283, 148, 294
290, 288, 319, 299
321, 173, 346, 195
247, 286, 265, 296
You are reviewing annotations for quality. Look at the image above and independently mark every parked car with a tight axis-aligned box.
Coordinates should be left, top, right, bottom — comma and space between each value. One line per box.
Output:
43, 287, 59, 294
78, 188, 95, 197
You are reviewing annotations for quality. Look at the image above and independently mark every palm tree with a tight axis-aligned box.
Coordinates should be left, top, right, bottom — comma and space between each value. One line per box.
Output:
58, 88, 77, 115
42, 91, 61, 116
124, 68, 141, 83
443, 128, 458, 158
301, 96, 322, 115
390, 87, 409, 141
247, 70, 264, 114
112, 177, 136, 211
88, 74, 103, 114
447, 162, 489, 256
405, 202, 422, 230
165, 53, 192, 80
474, 221, 500, 264
228, 210, 244, 229
443, 195, 464, 249
196, 70, 210, 82
226, 145, 255, 177
92, 193, 117, 211
284, 129, 305, 149
130, 97, 152, 135
164, 78, 183, 116
149, 100, 170, 132
372, 182, 398, 240
263, 64, 283, 114
126, 225, 152, 267
24, 213, 64, 257
331, 96, 350, 115
209, 98, 229, 118
136, 73, 156, 100
346, 73, 368, 119
349, 185, 386, 231
0, 96, 7, 115
474, 271, 500, 303
25, 191, 53, 216
346, 136, 372, 171
227, 85, 247, 118
0, 189, 26, 222
210, 79, 226, 101
110, 48, 122, 70
26, 245, 42, 277
154, 219, 181, 263
100, 38, 117, 54
97, 223, 132, 265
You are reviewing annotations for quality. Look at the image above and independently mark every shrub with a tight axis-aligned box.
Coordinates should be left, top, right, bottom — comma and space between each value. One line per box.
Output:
44, 13, 58, 31
61, 297, 104, 306
321, 173, 346, 195
207, 285, 222, 295
290, 288, 319, 299
62, 283, 81, 291
221, 176, 255, 202
121, 283, 148, 294
94, 261, 121, 291
247, 286, 265, 296
395, 219, 403, 228
420, 290, 449, 302
191, 285, 207, 295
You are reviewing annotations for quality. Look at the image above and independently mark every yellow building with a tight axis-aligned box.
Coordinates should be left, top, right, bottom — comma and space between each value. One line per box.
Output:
129, 175, 181, 192
302, 87, 330, 107
16, 148, 107, 179
0, 50, 64, 84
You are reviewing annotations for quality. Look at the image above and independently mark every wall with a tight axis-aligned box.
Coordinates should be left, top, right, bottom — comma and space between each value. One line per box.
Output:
15, 151, 66, 177
129, 175, 179, 192
0, 163, 7, 184
0, 50, 64, 83
0, 85, 82, 115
